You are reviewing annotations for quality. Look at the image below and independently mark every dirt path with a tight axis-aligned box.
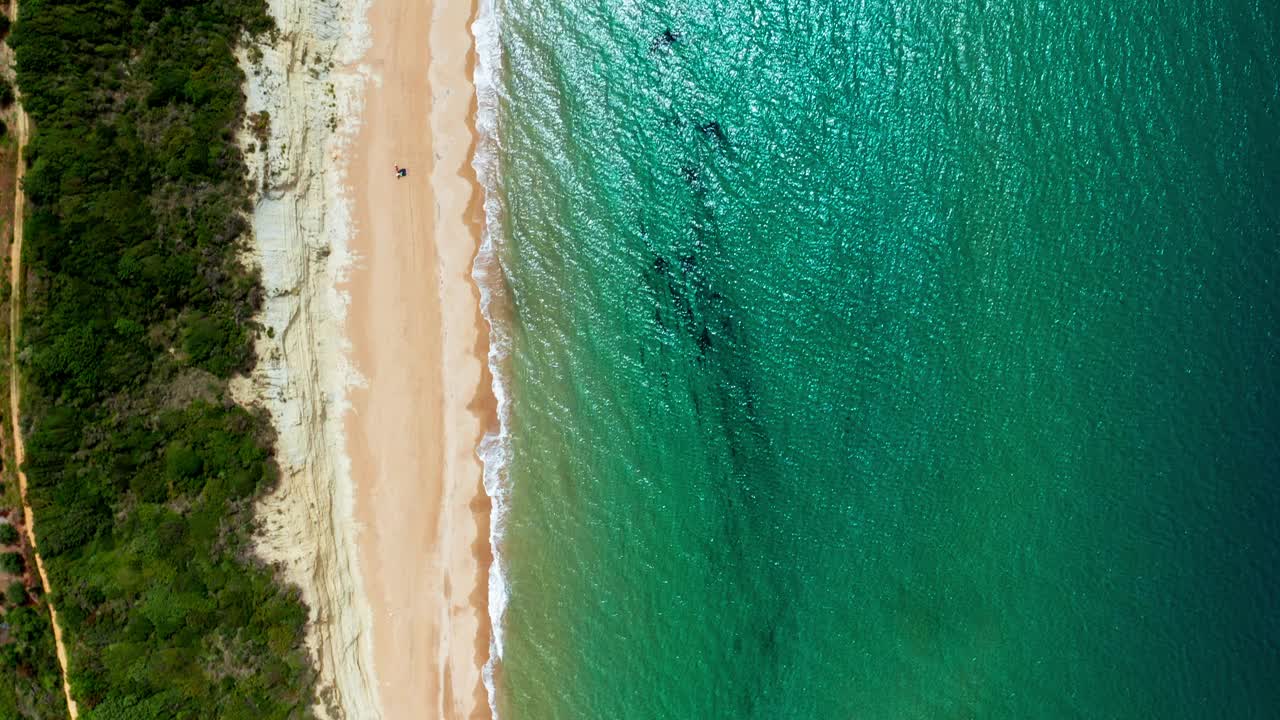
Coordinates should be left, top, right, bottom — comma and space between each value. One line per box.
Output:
6, 65, 80, 719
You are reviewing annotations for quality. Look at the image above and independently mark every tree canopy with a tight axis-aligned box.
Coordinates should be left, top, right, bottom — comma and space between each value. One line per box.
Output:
7, 0, 317, 716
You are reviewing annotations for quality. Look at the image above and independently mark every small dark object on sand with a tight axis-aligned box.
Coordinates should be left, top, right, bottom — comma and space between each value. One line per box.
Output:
394, 164, 408, 178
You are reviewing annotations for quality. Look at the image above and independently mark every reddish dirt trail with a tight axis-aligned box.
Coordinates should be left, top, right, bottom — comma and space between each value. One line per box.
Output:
6, 56, 80, 718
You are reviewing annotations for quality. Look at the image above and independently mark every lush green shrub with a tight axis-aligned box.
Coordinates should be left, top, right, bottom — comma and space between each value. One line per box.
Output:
0, 551, 24, 575
5, 580, 26, 606
0, 76, 12, 107
163, 442, 204, 483
0, 600, 67, 718
0, 522, 19, 545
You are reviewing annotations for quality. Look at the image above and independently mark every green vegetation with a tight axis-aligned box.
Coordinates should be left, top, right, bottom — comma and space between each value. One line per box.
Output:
0, 492, 61, 720
0, 550, 23, 575
0, 598, 67, 719
6, 579, 27, 606
6, 0, 318, 717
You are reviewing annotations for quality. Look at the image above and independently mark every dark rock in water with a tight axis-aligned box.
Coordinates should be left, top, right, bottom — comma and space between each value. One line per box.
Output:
653, 255, 670, 274
697, 327, 713, 354
719, 313, 736, 339
680, 165, 700, 185
698, 121, 727, 142
674, 292, 694, 323
650, 28, 681, 53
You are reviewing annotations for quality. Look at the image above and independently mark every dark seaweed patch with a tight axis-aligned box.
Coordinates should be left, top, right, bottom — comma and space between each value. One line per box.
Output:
698, 121, 727, 143
650, 28, 682, 53
697, 327, 713, 354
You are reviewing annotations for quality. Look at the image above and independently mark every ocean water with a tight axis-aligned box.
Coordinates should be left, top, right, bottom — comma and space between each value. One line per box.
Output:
473, 1, 1280, 718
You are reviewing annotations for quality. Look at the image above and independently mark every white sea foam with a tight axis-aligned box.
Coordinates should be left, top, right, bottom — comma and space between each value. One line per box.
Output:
471, 0, 511, 716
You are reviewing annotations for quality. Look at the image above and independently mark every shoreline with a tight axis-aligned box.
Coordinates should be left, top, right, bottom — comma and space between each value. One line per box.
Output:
469, 0, 512, 711
342, 0, 494, 717
239, 0, 493, 715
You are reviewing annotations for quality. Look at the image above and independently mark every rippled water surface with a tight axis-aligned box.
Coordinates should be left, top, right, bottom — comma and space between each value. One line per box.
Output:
477, 1, 1280, 717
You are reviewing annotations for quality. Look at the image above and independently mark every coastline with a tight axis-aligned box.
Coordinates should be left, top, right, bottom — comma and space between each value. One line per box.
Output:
238, 0, 493, 715
342, 0, 494, 717
469, 0, 511, 711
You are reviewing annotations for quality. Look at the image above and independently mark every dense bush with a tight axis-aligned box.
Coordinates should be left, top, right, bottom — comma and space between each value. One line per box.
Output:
0, 522, 19, 545
9, 0, 318, 716
6, 579, 27, 606
11, 0, 273, 407
0, 550, 24, 574
0, 601, 67, 719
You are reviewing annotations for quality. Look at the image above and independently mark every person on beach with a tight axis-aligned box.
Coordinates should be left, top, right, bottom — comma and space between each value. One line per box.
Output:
394, 164, 408, 179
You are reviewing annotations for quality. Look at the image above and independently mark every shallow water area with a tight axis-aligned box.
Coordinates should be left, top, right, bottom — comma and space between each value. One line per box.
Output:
477, 1, 1280, 717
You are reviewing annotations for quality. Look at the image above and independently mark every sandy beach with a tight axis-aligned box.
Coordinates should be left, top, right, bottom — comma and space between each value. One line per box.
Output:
344, 0, 493, 717
239, 0, 491, 716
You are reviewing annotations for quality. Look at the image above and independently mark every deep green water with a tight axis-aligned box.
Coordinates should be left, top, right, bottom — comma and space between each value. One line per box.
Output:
477, 1, 1280, 717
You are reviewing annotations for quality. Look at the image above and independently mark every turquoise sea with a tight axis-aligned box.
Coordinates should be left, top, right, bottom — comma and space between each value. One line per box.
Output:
473, 0, 1280, 717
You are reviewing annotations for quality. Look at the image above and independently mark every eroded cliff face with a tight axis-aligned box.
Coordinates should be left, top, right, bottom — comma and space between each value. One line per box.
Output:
233, 0, 381, 717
